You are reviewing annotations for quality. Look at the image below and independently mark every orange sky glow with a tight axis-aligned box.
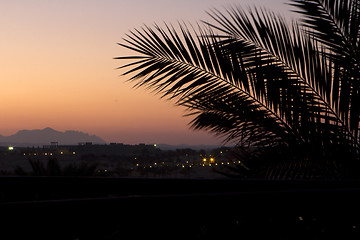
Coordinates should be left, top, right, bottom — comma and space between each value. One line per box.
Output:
0, 0, 291, 145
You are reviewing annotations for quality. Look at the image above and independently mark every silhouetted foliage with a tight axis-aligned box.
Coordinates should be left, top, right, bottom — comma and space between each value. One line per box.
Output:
14, 158, 98, 176
117, 0, 360, 179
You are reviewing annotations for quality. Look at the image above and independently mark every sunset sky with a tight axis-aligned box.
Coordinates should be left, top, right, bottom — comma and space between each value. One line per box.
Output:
1, 0, 293, 145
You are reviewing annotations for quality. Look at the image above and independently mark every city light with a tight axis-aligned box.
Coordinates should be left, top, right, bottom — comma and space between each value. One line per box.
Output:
132, 157, 238, 170
5, 143, 233, 178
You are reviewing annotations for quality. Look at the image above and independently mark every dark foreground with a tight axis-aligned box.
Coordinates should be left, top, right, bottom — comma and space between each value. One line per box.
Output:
1, 177, 360, 240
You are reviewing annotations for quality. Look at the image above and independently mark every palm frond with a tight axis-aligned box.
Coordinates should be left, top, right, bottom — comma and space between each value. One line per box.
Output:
290, 0, 359, 58
117, 24, 294, 146
290, 0, 360, 141
205, 6, 359, 149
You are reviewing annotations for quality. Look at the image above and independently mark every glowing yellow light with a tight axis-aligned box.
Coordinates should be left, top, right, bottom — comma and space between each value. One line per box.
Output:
136, 164, 139, 167
8, 146, 14, 151
73, 152, 76, 155
203, 158, 207, 162
60, 152, 63, 155
45, 153, 48, 156
210, 158, 215, 163
154, 144, 157, 147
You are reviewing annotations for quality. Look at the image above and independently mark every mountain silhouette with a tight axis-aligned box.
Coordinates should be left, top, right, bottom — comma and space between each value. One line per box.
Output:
0, 127, 106, 146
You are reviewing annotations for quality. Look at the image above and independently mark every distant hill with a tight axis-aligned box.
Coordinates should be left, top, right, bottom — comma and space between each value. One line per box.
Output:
0, 127, 106, 147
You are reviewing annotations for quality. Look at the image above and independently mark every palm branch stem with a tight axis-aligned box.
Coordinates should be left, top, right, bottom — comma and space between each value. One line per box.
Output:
127, 50, 295, 144
206, 11, 358, 148
119, 25, 299, 144
176, 60, 289, 131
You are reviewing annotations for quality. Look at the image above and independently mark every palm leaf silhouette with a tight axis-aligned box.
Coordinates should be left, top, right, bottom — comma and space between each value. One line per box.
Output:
291, 0, 360, 143
116, 0, 360, 178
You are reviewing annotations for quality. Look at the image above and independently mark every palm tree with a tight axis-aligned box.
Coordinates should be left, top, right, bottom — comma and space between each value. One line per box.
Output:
116, 0, 360, 178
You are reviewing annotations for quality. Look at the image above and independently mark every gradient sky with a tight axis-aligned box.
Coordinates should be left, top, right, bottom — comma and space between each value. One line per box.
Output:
1, 0, 294, 145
